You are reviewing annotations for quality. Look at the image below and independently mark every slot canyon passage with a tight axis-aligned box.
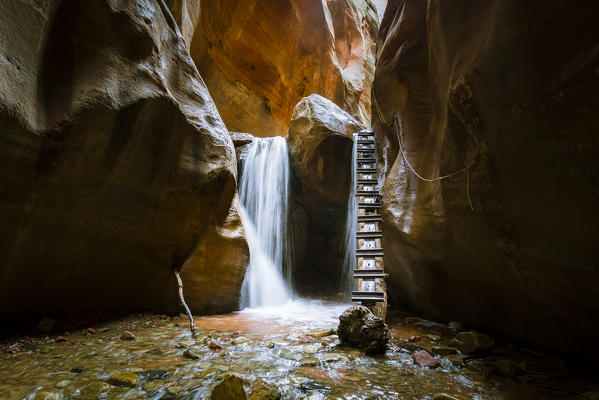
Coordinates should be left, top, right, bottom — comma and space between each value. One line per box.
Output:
0, 0, 598, 398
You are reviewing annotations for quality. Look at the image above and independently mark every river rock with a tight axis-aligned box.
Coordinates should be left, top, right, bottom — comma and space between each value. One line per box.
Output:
248, 379, 281, 400
449, 331, 495, 354
411, 350, 440, 369
55, 380, 72, 388
209, 374, 247, 400
108, 371, 140, 387
78, 382, 112, 399
432, 346, 457, 356
338, 305, 389, 355
183, 349, 200, 360
432, 394, 471, 400
493, 359, 526, 378
120, 331, 135, 341
168, 0, 378, 135
299, 357, 320, 367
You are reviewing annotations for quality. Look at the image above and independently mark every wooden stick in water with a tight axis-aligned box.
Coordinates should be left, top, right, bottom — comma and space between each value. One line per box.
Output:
173, 269, 195, 336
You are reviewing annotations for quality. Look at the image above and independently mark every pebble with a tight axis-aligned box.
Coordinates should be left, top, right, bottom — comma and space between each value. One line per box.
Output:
183, 349, 200, 360
108, 371, 140, 387
55, 379, 72, 388
78, 381, 112, 399
120, 331, 136, 341
412, 350, 440, 369
143, 381, 166, 392
321, 353, 349, 363
167, 385, 184, 394
139, 369, 170, 381
432, 346, 457, 356
299, 357, 320, 367
209, 341, 223, 350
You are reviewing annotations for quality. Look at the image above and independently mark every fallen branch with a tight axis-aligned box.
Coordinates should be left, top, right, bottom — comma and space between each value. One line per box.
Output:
173, 269, 195, 336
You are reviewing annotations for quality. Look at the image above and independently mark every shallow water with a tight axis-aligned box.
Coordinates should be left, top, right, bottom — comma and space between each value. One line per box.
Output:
1, 300, 596, 399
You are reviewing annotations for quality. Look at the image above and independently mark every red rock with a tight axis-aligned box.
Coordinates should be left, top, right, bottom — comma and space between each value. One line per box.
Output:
412, 350, 440, 369
407, 335, 420, 342
120, 331, 135, 341
55, 336, 69, 342
208, 341, 223, 350
86, 328, 97, 334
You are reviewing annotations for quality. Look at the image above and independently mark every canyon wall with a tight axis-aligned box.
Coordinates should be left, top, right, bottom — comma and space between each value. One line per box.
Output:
374, 0, 599, 357
0, 0, 248, 317
167, 0, 379, 136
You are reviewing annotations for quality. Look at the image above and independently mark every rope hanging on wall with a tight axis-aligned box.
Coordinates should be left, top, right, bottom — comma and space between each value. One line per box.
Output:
372, 90, 476, 210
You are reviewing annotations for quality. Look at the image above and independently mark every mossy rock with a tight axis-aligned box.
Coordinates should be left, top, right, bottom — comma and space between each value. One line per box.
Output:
249, 379, 281, 400
210, 375, 247, 400
108, 371, 140, 387
78, 381, 112, 399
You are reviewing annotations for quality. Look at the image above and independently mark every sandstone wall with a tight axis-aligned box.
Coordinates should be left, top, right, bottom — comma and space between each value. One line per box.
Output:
168, 0, 379, 136
0, 0, 248, 316
373, 0, 599, 357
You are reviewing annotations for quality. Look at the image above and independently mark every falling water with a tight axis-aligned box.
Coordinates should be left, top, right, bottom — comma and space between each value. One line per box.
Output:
239, 137, 292, 308
340, 133, 357, 299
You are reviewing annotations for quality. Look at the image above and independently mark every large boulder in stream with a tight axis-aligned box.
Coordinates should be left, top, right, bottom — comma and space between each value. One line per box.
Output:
338, 305, 389, 354
167, 0, 379, 136
0, 0, 247, 316
373, 0, 599, 358
287, 95, 363, 296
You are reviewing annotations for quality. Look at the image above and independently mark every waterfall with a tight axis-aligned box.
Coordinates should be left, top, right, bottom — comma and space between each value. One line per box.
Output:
239, 137, 292, 308
340, 133, 357, 299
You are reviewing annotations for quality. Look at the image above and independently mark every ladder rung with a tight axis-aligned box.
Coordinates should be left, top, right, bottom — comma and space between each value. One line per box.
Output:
357, 190, 379, 196
357, 179, 377, 184
358, 202, 381, 208
357, 157, 376, 162
352, 291, 385, 303
357, 140, 375, 145
357, 250, 384, 257
357, 231, 382, 238
357, 131, 373, 136
353, 270, 387, 278
357, 215, 382, 222
357, 168, 376, 173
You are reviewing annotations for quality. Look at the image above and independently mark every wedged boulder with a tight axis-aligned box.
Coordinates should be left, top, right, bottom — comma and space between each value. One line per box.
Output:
373, 0, 599, 358
0, 0, 245, 316
167, 0, 378, 136
338, 305, 389, 354
287, 95, 363, 295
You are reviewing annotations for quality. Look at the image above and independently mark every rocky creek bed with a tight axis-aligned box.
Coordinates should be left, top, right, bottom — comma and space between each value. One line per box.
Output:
1, 301, 596, 400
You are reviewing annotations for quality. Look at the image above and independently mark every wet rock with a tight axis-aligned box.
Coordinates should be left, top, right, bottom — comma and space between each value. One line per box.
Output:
167, 385, 184, 395
300, 357, 320, 367
37, 318, 57, 334
432, 394, 471, 400
139, 369, 170, 381
108, 371, 140, 387
55, 379, 72, 388
448, 322, 465, 331
493, 359, 526, 379
321, 353, 350, 363
432, 346, 457, 356
303, 345, 320, 354
183, 349, 200, 360
70, 367, 85, 374
449, 331, 495, 354
278, 348, 302, 361
248, 379, 281, 400
55, 336, 68, 342
209, 374, 247, 400
308, 329, 336, 338
209, 341, 224, 350
85, 328, 97, 334
411, 350, 440, 369
78, 382, 112, 399
266, 342, 275, 349
32, 390, 63, 400
230, 132, 254, 147
120, 331, 135, 341
143, 381, 166, 392
338, 306, 389, 354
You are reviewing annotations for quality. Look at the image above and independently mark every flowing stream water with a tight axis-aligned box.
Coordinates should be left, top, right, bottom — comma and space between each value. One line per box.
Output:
238, 137, 292, 309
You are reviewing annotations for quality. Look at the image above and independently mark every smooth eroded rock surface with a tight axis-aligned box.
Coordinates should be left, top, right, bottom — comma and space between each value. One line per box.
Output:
373, 0, 599, 358
168, 0, 379, 136
338, 305, 389, 354
0, 0, 246, 316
